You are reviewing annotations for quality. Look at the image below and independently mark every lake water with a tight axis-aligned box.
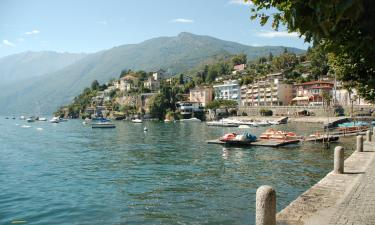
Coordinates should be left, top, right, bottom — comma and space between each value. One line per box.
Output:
0, 118, 357, 225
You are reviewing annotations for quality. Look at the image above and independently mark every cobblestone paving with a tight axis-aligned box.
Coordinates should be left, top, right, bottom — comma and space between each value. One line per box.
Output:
277, 141, 375, 225
328, 152, 375, 225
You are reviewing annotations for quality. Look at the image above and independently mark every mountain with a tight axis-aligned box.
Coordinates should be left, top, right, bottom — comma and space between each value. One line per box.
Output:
0, 32, 305, 115
0, 51, 87, 85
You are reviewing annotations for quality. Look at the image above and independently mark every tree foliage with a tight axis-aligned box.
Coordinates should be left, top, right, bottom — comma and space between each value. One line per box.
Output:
250, 0, 375, 102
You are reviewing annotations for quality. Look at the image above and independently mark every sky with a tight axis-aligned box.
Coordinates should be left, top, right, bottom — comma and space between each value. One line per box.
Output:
0, 0, 309, 58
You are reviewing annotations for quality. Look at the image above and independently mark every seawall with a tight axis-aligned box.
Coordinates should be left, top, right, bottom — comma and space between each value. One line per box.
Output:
276, 138, 375, 225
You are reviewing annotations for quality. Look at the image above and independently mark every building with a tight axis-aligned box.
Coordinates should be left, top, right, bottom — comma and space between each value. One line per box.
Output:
176, 101, 204, 118
292, 81, 334, 106
213, 80, 240, 103
189, 86, 213, 107
115, 76, 136, 92
233, 64, 246, 72
152, 69, 166, 81
241, 73, 293, 106
334, 87, 371, 106
144, 77, 160, 91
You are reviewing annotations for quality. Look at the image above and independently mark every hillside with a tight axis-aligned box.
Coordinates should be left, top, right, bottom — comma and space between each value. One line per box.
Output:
0, 51, 87, 85
0, 32, 305, 115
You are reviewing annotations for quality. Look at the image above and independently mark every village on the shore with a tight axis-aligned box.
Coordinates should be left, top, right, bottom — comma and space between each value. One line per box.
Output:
55, 49, 374, 122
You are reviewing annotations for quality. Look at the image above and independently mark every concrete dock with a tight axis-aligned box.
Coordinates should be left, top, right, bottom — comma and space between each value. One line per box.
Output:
276, 138, 375, 225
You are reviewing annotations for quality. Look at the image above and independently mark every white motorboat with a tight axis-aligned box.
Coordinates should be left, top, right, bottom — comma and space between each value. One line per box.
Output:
238, 125, 251, 129
206, 120, 238, 127
131, 118, 143, 123
180, 117, 201, 122
20, 116, 25, 120
50, 117, 60, 123
38, 117, 47, 121
268, 120, 280, 125
26, 117, 35, 122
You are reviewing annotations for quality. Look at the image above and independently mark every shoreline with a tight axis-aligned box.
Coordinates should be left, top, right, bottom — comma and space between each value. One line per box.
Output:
276, 137, 375, 224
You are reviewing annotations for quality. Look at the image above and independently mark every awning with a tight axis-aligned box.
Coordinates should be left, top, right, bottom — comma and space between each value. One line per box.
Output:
292, 96, 310, 101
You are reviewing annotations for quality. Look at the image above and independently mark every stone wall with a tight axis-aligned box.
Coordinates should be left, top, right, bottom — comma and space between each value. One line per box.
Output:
238, 105, 375, 117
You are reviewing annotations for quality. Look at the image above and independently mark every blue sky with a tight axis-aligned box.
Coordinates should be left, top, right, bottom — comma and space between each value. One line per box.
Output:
0, 0, 309, 57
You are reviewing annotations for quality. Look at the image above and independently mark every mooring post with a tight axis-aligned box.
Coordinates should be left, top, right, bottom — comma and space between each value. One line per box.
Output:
334, 146, 344, 174
356, 135, 364, 152
372, 127, 375, 142
366, 130, 372, 142
256, 185, 276, 225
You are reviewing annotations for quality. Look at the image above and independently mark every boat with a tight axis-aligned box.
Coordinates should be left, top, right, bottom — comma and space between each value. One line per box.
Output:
144, 127, 148, 132
131, 118, 143, 123
268, 120, 280, 125
206, 120, 238, 127
238, 125, 251, 129
38, 117, 47, 121
180, 117, 201, 122
260, 128, 302, 140
164, 119, 171, 122
219, 132, 257, 144
26, 117, 35, 122
20, 116, 25, 120
338, 121, 368, 132
91, 122, 116, 128
50, 117, 60, 123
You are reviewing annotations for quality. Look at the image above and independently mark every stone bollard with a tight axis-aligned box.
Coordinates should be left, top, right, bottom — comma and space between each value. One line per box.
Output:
334, 146, 344, 174
366, 130, 372, 142
256, 185, 276, 225
356, 135, 364, 152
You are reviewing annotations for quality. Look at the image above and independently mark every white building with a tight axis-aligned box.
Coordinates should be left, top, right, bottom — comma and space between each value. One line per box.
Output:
176, 101, 204, 118
213, 80, 240, 103
241, 73, 293, 106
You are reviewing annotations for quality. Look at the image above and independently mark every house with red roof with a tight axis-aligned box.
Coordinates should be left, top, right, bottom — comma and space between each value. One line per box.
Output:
292, 81, 334, 106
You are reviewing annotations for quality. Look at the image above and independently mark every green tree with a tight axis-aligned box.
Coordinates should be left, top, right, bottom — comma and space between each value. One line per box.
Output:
250, 0, 375, 102
232, 54, 247, 65
91, 80, 100, 90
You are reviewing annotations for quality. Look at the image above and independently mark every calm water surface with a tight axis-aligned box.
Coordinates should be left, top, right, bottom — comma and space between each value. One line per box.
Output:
0, 118, 356, 225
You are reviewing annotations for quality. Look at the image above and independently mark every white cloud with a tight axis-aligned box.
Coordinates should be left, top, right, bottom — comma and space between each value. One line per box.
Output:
24, 29, 40, 35
97, 20, 108, 25
3, 40, 15, 47
171, 18, 194, 23
256, 31, 300, 38
228, 0, 253, 6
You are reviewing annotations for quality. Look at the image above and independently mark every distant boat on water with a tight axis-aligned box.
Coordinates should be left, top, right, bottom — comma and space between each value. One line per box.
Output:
50, 117, 60, 123
131, 118, 143, 123
26, 117, 35, 122
180, 117, 201, 122
91, 122, 116, 128
38, 117, 47, 121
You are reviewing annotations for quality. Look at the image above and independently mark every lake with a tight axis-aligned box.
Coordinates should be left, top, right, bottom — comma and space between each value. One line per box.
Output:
0, 118, 356, 225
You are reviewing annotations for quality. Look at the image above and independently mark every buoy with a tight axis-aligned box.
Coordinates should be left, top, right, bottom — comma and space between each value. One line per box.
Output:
144, 127, 148, 132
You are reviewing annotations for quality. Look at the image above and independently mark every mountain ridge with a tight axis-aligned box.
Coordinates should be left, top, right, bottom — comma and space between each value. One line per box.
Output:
0, 32, 305, 115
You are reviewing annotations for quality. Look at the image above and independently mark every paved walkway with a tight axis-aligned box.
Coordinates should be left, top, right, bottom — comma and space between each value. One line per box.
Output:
328, 148, 375, 225
277, 141, 375, 225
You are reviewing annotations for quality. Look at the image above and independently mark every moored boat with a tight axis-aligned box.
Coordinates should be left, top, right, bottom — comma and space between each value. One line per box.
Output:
91, 122, 116, 128
38, 117, 47, 121
131, 118, 143, 123
26, 117, 35, 122
180, 117, 201, 122
260, 128, 302, 140
50, 117, 60, 123
219, 132, 257, 144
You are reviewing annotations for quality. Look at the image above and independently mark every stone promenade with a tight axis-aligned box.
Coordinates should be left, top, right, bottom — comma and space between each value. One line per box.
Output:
276, 139, 375, 225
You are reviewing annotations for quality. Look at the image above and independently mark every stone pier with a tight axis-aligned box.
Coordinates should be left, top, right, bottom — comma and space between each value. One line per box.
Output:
276, 139, 375, 225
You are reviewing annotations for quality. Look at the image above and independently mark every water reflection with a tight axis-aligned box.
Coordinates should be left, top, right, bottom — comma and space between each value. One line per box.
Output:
0, 118, 357, 225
